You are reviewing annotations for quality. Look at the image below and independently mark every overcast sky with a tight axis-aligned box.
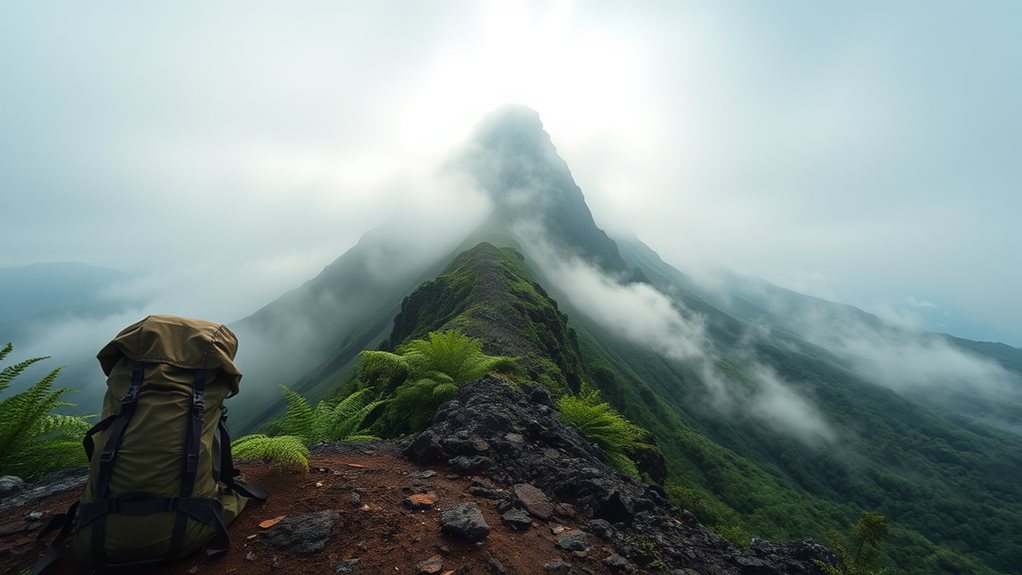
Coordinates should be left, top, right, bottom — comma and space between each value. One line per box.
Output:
2, 1, 1019, 346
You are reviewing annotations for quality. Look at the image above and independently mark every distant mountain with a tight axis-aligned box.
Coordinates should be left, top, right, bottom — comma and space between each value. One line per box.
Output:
0, 262, 133, 344
233, 107, 1022, 574
0, 262, 129, 322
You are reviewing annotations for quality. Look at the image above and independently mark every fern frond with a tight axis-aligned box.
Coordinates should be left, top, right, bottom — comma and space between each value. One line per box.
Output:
0, 355, 48, 394
558, 390, 648, 478
232, 434, 309, 472
268, 385, 317, 444
0, 343, 11, 363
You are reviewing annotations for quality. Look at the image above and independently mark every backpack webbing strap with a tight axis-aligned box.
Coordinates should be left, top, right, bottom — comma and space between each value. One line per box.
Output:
217, 407, 269, 501
168, 369, 207, 561
91, 360, 146, 566
30, 502, 78, 575
76, 495, 229, 560
82, 415, 116, 461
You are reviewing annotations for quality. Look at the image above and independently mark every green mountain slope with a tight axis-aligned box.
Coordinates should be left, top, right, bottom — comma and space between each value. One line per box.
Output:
237, 107, 1021, 574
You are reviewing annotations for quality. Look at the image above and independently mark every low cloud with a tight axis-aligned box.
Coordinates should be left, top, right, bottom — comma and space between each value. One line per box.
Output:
787, 304, 1021, 399
519, 230, 836, 446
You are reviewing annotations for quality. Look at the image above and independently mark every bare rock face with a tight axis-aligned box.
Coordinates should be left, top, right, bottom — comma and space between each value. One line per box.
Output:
405, 376, 833, 574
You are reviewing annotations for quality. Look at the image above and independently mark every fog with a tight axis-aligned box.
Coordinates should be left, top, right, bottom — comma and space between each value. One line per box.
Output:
520, 231, 835, 445
2, 2, 1019, 417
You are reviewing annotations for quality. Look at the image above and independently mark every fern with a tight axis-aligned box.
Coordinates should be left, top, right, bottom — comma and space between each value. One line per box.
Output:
232, 434, 309, 472
0, 344, 91, 479
557, 388, 649, 480
268, 386, 384, 445
375, 330, 518, 435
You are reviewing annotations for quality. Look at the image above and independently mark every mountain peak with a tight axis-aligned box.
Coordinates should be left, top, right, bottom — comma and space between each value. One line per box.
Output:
460, 108, 628, 272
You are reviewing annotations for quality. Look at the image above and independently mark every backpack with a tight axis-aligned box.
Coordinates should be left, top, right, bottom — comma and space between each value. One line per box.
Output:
34, 315, 268, 572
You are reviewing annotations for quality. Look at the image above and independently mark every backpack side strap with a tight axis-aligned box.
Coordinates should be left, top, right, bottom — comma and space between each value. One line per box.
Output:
217, 407, 269, 501
30, 502, 79, 575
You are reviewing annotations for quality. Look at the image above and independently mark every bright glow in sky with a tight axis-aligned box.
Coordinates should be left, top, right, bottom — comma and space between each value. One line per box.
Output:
1, 0, 1019, 345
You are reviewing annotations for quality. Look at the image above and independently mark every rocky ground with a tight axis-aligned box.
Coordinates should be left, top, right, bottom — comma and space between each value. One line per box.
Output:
0, 376, 832, 574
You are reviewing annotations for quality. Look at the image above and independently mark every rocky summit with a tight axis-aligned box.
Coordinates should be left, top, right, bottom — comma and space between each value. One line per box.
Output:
405, 375, 833, 574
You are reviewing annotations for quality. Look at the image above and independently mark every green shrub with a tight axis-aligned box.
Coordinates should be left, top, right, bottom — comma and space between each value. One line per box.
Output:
815, 512, 891, 575
366, 330, 518, 435
557, 388, 651, 479
0, 343, 91, 478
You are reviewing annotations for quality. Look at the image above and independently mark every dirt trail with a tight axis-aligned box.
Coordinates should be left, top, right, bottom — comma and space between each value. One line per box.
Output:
2, 446, 622, 575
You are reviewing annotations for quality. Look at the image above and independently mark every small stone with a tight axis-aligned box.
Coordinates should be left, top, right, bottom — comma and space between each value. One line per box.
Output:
187, 567, 199, 574
0, 475, 25, 495
588, 519, 614, 540
315, 481, 324, 488
550, 525, 569, 535
416, 555, 444, 574
404, 492, 439, 510
555, 529, 591, 551
500, 509, 532, 531
334, 558, 361, 573
448, 455, 492, 474
411, 470, 437, 479
604, 554, 629, 571
504, 433, 525, 444
543, 560, 571, 573
357, 540, 368, 551
351, 492, 362, 506
245, 551, 256, 561
512, 483, 554, 520
485, 553, 507, 574
25, 511, 43, 521
466, 485, 499, 499
553, 503, 576, 519
440, 502, 490, 542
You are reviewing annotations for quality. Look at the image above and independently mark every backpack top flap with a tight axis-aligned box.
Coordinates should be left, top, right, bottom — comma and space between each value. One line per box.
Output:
97, 315, 242, 395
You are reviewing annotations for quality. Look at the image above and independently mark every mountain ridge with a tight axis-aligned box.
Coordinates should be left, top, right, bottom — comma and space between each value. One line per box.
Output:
230, 107, 1021, 574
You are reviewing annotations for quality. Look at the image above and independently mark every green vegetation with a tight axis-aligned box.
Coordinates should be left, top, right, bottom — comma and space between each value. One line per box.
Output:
0, 343, 90, 478
268, 386, 382, 443
279, 240, 1021, 574
231, 434, 310, 472
234, 386, 383, 471
364, 329, 518, 435
557, 387, 653, 479
816, 512, 891, 575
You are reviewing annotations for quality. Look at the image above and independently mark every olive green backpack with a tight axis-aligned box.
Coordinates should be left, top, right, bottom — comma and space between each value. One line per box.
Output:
35, 315, 268, 572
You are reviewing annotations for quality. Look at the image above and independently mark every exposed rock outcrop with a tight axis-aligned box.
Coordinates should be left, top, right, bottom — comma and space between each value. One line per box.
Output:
405, 376, 833, 574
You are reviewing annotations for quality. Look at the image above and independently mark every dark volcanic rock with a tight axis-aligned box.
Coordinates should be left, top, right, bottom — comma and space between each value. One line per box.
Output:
440, 502, 490, 542
0, 468, 87, 513
266, 509, 339, 554
555, 529, 591, 551
501, 508, 533, 531
448, 455, 492, 474
512, 483, 554, 520
404, 376, 830, 574
588, 518, 614, 541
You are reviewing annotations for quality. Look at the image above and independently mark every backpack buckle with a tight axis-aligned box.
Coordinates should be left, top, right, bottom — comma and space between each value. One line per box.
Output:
186, 452, 199, 473
99, 449, 116, 463
192, 389, 205, 411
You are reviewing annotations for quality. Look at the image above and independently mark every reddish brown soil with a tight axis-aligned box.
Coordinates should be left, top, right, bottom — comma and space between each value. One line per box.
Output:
2, 451, 625, 575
